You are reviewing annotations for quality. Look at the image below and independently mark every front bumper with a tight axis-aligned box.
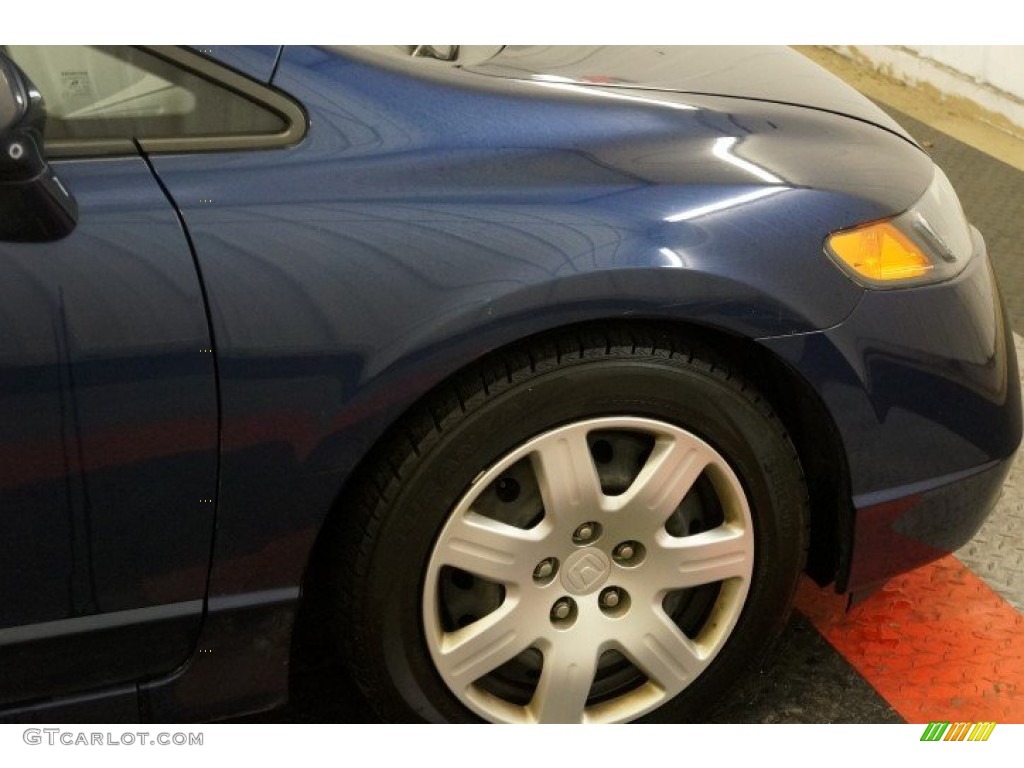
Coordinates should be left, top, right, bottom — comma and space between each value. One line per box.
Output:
761, 228, 1022, 594
842, 454, 1013, 595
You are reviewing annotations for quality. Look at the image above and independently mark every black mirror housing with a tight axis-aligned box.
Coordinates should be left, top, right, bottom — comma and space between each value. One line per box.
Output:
0, 56, 78, 242
0, 55, 30, 133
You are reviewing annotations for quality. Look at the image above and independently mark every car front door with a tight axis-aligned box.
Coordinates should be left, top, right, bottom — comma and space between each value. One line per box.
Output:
0, 46, 297, 708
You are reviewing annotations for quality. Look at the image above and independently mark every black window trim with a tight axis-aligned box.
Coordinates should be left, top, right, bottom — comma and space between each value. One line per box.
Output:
44, 45, 307, 159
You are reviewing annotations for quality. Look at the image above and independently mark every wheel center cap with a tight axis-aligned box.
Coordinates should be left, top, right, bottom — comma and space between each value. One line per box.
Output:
561, 548, 611, 595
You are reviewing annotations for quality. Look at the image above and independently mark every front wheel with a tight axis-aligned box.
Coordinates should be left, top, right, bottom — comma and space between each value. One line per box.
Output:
334, 328, 808, 723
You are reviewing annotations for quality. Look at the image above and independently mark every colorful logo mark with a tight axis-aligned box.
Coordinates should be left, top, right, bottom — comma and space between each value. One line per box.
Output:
920, 722, 996, 742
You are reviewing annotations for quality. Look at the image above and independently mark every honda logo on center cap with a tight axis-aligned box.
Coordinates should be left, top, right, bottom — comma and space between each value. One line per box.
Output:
562, 549, 611, 594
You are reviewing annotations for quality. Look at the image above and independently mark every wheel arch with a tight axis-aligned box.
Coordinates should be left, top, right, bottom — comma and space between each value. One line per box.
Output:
292, 317, 850, 671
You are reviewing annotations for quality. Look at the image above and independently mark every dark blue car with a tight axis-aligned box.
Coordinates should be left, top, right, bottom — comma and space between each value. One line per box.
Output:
0, 45, 1019, 724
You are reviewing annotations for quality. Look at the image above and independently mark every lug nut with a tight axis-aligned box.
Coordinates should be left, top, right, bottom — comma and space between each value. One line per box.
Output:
572, 521, 602, 544
598, 587, 629, 617
551, 597, 575, 623
613, 540, 645, 566
533, 558, 557, 583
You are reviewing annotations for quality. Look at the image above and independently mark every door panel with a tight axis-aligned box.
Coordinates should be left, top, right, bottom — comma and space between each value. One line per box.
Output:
0, 157, 217, 705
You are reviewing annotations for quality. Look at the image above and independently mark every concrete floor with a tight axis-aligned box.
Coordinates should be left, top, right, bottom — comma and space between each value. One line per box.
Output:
244, 102, 1024, 725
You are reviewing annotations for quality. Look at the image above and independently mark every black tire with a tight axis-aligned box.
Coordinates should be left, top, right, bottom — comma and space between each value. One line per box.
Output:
332, 325, 808, 723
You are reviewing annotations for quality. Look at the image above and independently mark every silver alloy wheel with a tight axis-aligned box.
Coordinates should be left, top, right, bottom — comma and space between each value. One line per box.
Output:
422, 416, 755, 724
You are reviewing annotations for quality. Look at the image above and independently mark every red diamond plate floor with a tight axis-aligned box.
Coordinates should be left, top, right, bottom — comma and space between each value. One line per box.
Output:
797, 557, 1024, 723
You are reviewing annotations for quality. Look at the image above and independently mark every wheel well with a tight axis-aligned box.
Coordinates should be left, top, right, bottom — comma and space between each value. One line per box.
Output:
658, 322, 851, 587
291, 318, 850, 673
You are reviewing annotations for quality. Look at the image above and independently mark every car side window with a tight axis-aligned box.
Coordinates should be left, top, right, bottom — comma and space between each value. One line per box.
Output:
3, 45, 302, 156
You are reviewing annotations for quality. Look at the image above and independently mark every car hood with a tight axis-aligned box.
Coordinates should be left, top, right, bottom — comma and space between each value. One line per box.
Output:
464, 46, 915, 145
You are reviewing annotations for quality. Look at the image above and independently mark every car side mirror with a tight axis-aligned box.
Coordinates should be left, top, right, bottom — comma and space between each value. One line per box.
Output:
0, 56, 78, 242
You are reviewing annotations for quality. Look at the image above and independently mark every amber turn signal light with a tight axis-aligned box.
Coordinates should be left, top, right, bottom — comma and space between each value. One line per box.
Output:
826, 221, 932, 283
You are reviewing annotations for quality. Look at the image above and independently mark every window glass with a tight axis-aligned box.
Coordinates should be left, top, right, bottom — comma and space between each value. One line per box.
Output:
4, 45, 286, 144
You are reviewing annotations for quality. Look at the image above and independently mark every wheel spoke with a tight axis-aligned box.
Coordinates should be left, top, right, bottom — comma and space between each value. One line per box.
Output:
613, 436, 710, 530
437, 602, 534, 690
529, 642, 600, 724
530, 425, 604, 520
653, 524, 751, 590
617, 609, 704, 691
439, 512, 541, 584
